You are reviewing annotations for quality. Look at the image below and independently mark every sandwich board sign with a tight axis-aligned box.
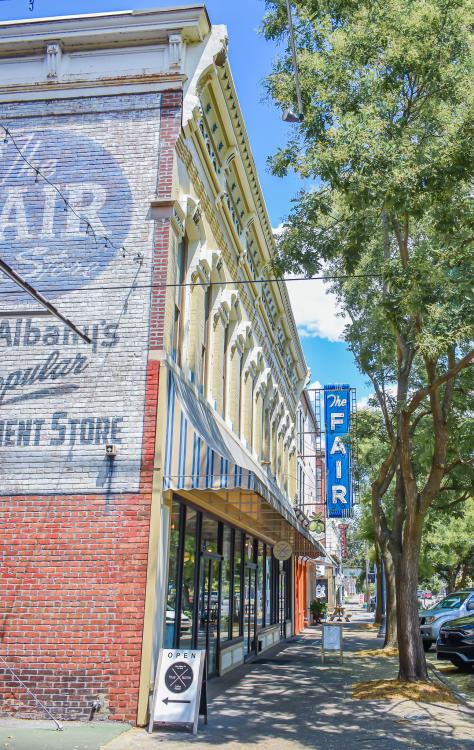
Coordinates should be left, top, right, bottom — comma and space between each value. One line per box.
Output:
321, 623, 343, 664
149, 649, 207, 735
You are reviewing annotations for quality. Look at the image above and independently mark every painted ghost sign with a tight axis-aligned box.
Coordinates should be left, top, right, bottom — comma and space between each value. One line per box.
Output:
0, 129, 132, 302
0, 92, 162, 495
324, 385, 352, 518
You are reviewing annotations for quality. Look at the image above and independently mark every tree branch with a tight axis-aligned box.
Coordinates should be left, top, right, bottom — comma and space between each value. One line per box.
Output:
410, 409, 431, 436
406, 349, 474, 415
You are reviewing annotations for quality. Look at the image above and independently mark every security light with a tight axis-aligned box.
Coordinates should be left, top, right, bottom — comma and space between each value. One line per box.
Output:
282, 0, 304, 125
282, 109, 304, 123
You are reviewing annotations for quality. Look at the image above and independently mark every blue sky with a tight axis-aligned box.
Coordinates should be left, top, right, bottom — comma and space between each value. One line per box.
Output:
0, 0, 371, 400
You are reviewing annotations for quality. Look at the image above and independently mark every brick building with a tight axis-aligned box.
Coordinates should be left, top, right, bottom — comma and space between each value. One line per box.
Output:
0, 6, 323, 726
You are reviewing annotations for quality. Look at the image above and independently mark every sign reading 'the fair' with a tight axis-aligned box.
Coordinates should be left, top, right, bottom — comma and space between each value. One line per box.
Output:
324, 385, 352, 518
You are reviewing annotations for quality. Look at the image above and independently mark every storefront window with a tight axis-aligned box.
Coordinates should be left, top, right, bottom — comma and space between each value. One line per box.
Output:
257, 541, 264, 627
245, 535, 255, 563
201, 515, 218, 554
232, 531, 242, 638
220, 526, 232, 642
265, 547, 272, 626
165, 501, 181, 647
180, 507, 197, 648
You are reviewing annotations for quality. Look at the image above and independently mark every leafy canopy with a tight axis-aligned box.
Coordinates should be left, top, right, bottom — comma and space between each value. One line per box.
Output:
262, 0, 474, 363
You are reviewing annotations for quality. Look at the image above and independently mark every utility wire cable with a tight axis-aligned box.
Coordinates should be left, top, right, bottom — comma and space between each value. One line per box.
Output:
1, 124, 142, 265
0, 272, 385, 297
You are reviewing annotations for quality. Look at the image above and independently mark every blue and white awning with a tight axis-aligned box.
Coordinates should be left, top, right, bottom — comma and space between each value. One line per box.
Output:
163, 365, 320, 545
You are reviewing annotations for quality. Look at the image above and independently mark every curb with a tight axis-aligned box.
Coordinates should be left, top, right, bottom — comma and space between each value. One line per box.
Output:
428, 663, 474, 712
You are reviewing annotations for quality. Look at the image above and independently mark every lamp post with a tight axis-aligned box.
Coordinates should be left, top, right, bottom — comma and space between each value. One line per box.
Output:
282, 0, 304, 122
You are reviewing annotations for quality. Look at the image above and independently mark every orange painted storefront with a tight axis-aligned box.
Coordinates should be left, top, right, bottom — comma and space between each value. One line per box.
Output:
294, 558, 308, 635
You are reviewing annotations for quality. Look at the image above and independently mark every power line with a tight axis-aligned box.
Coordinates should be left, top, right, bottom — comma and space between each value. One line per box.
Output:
0, 272, 384, 297
1, 124, 142, 266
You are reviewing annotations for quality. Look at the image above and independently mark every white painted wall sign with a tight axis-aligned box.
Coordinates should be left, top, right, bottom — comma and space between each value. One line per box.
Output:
149, 649, 206, 735
0, 93, 161, 495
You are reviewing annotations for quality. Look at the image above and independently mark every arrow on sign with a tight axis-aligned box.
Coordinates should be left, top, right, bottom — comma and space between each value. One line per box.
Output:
162, 697, 191, 705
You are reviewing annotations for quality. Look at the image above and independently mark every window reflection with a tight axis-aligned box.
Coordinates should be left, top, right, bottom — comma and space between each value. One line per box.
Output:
201, 515, 218, 554
180, 508, 197, 647
265, 547, 272, 626
232, 531, 242, 638
164, 501, 181, 648
257, 541, 264, 627
220, 526, 232, 641
164, 501, 282, 661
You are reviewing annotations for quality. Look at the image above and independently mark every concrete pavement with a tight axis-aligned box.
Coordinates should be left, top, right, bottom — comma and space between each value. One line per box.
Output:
105, 615, 474, 750
2, 613, 473, 750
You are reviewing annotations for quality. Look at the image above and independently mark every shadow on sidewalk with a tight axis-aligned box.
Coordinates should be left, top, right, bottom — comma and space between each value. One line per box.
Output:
107, 623, 474, 750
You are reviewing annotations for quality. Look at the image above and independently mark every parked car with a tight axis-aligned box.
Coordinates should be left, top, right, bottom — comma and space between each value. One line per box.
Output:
437, 614, 474, 671
419, 589, 474, 651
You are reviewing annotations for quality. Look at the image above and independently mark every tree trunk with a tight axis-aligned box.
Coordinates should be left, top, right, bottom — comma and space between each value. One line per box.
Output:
395, 517, 428, 681
382, 545, 398, 648
374, 545, 383, 625
458, 561, 469, 589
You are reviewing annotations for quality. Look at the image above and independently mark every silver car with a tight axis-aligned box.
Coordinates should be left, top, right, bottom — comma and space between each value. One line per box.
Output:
419, 589, 474, 651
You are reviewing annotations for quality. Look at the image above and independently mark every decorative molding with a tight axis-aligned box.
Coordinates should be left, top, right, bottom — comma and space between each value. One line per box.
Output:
175, 136, 299, 415
168, 32, 183, 71
45, 41, 62, 79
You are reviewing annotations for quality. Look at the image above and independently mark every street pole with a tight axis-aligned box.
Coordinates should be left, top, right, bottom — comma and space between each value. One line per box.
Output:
365, 542, 370, 612
377, 557, 387, 638
282, 0, 304, 122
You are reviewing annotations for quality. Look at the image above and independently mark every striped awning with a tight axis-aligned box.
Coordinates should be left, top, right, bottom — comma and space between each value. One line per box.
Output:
163, 364, 323, 549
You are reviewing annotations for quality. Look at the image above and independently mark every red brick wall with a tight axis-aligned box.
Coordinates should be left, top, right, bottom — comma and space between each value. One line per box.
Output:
0, 90, 182, 723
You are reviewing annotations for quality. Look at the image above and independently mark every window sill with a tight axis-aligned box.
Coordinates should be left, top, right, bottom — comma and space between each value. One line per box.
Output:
220, 635, 244, 650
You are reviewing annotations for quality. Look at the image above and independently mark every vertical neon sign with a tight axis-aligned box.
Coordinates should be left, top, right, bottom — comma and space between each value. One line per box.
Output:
324, 384, 352, 518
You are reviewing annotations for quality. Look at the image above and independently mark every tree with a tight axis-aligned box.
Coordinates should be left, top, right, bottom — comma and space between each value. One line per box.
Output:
421, 498, 474, 592
263, 0, 474, 681
355, 409, 398, 647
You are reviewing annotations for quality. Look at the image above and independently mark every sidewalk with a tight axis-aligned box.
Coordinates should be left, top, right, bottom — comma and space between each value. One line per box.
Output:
107, 613, 474, 750
2, 615, 473, 750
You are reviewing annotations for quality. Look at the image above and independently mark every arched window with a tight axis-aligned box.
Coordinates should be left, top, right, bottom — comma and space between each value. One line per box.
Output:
172, 237, 187, 367
200, 284, 212, 394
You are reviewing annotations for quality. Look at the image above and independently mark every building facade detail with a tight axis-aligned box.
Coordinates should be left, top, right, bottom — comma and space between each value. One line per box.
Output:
0, 6, 324, 727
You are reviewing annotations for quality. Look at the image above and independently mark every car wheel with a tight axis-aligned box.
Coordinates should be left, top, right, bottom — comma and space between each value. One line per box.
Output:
450, 659, 473, 672
422, 641, 432, 652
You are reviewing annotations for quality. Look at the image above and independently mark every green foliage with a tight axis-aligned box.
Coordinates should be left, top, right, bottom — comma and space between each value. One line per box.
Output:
420, 499, 474, 590
263, 4, 474, 678
310, 599, 328, 617
262, 0, 474, 360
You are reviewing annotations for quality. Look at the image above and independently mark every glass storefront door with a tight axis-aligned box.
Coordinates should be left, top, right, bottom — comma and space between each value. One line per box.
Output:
244, 562, 257, 657
197, 553, 221, 676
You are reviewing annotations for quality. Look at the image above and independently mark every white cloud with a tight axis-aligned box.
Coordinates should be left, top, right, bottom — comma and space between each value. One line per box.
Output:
287, 277, 348, 342
357, 395, 372, 410
272, 225, 349, 342
357, 386, 396, 411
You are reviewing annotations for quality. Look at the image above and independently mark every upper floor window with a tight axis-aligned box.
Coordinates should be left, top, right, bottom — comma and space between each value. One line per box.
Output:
222, 324, 229, 418
172, 238, 187, 366
237, 352, 244, 437
200, 285, 212, 393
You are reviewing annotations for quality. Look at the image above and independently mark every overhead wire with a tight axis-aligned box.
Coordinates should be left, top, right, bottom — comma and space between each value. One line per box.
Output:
0, 273, 385, 298
0, 123, 388, 292
0, 124, 142, 265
